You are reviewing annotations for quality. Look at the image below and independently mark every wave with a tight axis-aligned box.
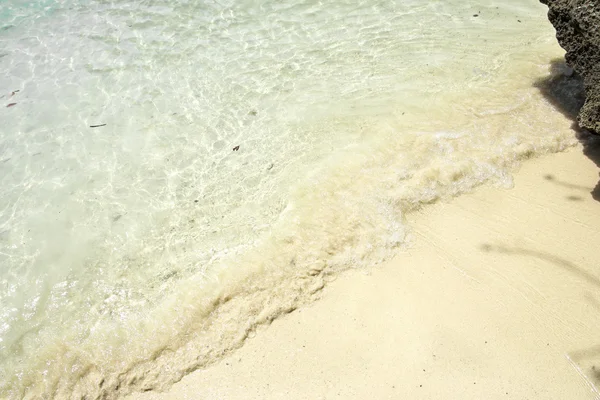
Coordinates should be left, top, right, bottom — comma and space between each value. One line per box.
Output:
0, 0, 577, 398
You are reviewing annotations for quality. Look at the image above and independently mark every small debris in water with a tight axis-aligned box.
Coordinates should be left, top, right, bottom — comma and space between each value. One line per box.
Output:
232, 145, 240, 151
6, 103, 16, 107
11, 90, 19, 96
90, 124, 106, 128
248, 110, 257, 116
267, 163, 274, 170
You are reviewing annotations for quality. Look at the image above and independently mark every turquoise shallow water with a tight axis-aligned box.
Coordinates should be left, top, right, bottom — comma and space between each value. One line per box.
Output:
0, 0, 577, 398
0, 0, 82, 30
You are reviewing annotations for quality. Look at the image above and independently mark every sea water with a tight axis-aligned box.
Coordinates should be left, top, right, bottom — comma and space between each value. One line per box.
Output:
0, 0, 578, 398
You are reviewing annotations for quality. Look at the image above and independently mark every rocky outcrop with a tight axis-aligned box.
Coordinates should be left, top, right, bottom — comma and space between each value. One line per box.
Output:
540, 0, 600, 134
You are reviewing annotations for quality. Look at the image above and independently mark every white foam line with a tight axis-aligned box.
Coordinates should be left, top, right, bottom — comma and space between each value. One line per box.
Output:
565, 353, 600, 399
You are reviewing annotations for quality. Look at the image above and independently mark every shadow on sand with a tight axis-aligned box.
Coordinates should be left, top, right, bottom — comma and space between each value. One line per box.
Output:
479, 243, 600, 288
534, 59, 600, 202
479, 243, 600, 386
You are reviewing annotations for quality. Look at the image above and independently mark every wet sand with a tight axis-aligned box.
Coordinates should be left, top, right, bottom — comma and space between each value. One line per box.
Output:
129, 144, 600, 400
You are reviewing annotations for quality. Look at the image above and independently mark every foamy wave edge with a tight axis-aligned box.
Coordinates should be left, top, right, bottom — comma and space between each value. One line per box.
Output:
2, 55, 580, 400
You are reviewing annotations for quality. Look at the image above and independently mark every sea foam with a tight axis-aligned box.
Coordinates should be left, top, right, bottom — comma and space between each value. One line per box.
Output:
0, 0, 577, 398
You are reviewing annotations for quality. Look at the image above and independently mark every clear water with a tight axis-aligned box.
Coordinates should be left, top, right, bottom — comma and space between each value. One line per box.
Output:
0, 0, 576, 398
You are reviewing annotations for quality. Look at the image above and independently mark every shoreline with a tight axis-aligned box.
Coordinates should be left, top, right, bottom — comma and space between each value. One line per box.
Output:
1, 2, 581, 396
129, 143, 600, 400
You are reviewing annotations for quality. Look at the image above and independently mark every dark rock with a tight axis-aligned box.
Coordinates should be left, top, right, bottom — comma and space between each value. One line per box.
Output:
540, 0, 600, 134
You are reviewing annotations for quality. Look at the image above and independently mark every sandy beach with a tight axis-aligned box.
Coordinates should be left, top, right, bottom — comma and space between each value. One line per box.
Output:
5, 1, 600, 398
128, 142, 600, 400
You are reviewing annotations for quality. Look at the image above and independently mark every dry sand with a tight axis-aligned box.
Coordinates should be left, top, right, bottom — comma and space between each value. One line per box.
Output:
129, 144, 600, 400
